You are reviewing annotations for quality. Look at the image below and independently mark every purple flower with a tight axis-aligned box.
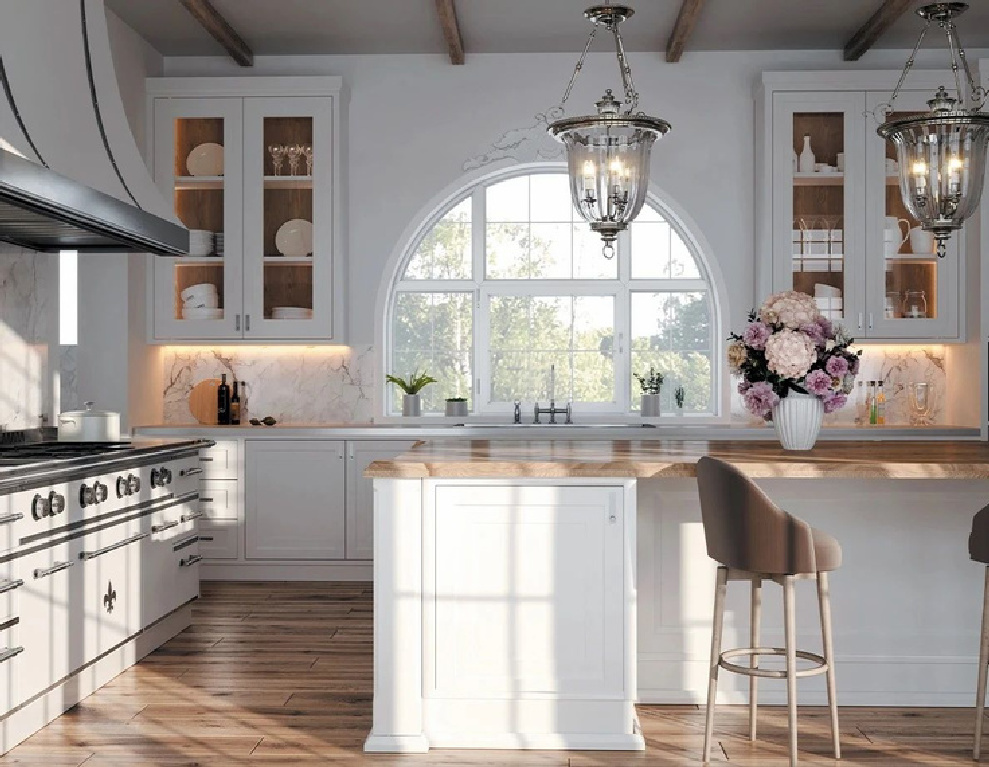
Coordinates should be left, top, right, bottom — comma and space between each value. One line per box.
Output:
743, 381, 779, 418
742, 321, 771, 350
799, 322, 826, 347
737, 380, 752, 395
823, 390, 848, 414
817, 316, 834, 339
804, 369, 833, 396
825, 355, 849, 378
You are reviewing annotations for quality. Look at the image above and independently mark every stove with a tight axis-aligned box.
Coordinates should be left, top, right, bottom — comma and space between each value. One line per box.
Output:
0, 441, 135, 465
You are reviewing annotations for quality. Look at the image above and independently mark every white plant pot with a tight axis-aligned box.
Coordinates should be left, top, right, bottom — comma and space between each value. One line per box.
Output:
402, 394, 422, 417
641, 394, 661, 418
445, 400, 468, 417
772, 392, 824, 451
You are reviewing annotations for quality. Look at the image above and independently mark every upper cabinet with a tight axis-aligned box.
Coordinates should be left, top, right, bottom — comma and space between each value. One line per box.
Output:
758, 72, 964, 341
147, 77, 344, 343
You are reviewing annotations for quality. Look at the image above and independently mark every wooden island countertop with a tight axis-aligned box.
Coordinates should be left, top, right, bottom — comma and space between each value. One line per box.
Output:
365, 439, 989, 480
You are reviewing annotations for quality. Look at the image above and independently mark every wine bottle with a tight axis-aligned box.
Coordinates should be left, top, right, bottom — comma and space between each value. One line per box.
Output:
217, 374, 231, 425
230, 381, 241, 426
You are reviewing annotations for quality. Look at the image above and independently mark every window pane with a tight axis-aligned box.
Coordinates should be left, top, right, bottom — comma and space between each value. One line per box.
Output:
403, 199, 471, 280
529, 222, 571, 279
486, 223, 530, 279
573, 224, 617, 279
530, 174, 573, 222
391, 292, 472, 412
486, 176, 529, 222
630, 217, 701, 280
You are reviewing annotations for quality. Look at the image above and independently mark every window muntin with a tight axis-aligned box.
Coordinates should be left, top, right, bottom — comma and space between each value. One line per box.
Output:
388, 169, 716, 416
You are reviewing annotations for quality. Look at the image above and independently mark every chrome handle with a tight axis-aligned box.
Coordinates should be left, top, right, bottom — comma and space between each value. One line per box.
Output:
180, 467, 204, 476
180, 554, 203, 567
199, 456, 214, 462
245, 314, 251, 332
173, 534, 199, 551
199, 535, 214, 542
868, 312, 874, 330
152, 519, 179, 534
180, 511, 204, 523
0, 512, 23, 526
858, 312, 863, 331
0, 647, 24, 664
199, 497, 214, 503
80, 532, 149, 560
34, 561, 73, 579
0, 616, 20, 632
0, 579, 24, 595
235, 314, 241, 332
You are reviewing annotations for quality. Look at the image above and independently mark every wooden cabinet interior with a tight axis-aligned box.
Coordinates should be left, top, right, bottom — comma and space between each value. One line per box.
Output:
262, 116, 314, 176
173, 117, 223, 177
263, 264, 313, 315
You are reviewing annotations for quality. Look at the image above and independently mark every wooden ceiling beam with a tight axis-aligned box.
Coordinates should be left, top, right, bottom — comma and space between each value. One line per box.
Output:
434, 0, 465, 65
179, 0, 253, 67
843, 0, 913, 62
666, 0, 707, 63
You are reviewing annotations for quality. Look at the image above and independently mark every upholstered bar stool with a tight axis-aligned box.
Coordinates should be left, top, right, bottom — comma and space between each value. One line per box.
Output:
696, 456, 841, 767
970, 504, 989, 759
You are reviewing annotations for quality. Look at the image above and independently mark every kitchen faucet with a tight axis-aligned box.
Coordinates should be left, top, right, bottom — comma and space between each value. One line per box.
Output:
533, 364, 573, 424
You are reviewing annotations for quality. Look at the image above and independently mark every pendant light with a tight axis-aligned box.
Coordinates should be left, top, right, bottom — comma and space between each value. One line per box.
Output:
877, 2, 989, 258
547, 4, 671, 259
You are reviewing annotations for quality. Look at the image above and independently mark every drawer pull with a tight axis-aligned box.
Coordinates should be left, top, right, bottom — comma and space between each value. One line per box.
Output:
180, 467, 204, 477
80, 532, 150, 560
0, 616, 19, 632
34, 561, 73, 579
199, 457, 215, 462
0, 579, 23, 595
152, 519, 180, 534
0, 647, 24, 664
0, 512, 23, 526
199, 497, 215, 503
180, 554, 202, 567
172, 534, 199, 552
180, 511, 204, 523
199, 535, 215, 542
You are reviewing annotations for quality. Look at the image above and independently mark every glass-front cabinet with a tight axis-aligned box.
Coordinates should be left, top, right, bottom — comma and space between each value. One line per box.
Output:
761, 73, 963, 341
149, 78, 342, 343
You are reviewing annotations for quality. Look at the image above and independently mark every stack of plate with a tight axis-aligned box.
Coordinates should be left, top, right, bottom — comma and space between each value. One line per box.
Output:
181, 283, 222, 319
271, 306, 312, 320
215, 232, 225, 257
188, 229, 214, 257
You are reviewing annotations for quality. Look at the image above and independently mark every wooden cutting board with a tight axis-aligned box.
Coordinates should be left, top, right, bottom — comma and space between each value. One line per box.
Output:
189, 378, 221, 425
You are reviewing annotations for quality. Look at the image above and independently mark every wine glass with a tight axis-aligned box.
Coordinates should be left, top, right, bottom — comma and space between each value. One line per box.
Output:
286, 144, 303, 176
267, 145, 285, 176
304, 145, 313, 176
908, 381, 933, 425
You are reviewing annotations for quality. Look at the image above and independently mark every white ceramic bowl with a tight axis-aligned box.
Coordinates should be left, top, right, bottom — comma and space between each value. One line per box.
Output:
180, 283, 219, 303
182, 306, 223, 320
183, 294, 219, 310
187, 229, 214, 256
272, 306, 313, 320
186, 142, 224, 176
274, 219, 313, 257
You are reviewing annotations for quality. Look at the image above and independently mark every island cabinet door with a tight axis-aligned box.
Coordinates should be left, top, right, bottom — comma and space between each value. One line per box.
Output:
425, 484, 628, 698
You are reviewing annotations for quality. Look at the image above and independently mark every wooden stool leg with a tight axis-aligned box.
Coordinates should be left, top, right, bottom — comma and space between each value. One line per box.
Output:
975, 566, 989, 760
817, 571, 840, 759
783, 575, 798, 767
703, 566, 729, 765
749, 576, 762, 742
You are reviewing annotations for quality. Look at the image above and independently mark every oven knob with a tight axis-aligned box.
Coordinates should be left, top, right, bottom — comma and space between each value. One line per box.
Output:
94, 482, 108, 504
80, 484, 95, 508
151, 468, 162, 488
116, 476, 129, 498
163, 468, 173, 485
48, 491, 65, 516
128, 474, 140, 494
31, 493, 49, 520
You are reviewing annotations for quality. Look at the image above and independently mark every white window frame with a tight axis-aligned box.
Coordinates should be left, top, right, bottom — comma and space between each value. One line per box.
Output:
383, 164, 724, 419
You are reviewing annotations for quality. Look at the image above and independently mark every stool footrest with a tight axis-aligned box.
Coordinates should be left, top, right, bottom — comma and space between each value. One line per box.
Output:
719, 646, 829, 679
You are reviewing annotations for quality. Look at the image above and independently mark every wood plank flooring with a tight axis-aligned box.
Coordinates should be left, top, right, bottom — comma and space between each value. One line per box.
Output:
0, 581, 981, 765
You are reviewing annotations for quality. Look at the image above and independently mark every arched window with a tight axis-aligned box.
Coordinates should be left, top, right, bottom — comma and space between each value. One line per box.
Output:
385, 168, 721, 417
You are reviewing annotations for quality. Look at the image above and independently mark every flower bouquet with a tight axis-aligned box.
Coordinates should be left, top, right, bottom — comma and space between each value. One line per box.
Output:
729, 291, 860, 449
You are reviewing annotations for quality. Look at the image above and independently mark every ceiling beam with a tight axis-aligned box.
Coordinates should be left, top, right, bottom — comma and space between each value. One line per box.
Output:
179, 0, 253, 67
666, 0, 707, 63
843, 0, 913, 62
434, 0, 465, 65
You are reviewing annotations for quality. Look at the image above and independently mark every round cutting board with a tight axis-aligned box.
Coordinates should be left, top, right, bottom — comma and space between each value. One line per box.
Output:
189, 378, 221, 425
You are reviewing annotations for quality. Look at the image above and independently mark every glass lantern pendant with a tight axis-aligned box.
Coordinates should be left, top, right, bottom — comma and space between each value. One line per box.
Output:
877, 2, 989, 258
547, 4, 671, 259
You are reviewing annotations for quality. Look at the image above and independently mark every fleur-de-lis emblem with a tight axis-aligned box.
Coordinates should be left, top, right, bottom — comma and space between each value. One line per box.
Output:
103, 581, 117, 614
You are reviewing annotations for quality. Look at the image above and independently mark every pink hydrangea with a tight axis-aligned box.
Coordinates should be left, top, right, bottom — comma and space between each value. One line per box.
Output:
759, 291, 821, 330
764, 329, 817, 379
743, 381, 779, 418
742, 321, 771, 350
823, 390, 848, 414
825, 355, 849, 378
804, 369, 833, 396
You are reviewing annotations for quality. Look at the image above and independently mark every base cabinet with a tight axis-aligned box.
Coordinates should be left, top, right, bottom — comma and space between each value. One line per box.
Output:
346, 440, 416, 560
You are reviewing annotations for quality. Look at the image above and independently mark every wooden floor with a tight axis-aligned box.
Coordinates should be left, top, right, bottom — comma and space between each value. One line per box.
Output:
0, 581, 981, 765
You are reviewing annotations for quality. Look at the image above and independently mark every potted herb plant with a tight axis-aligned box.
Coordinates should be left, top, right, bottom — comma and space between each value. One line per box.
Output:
674, 385, 686, 415
445, 397, 469, 417
386, 370, 437, 417
633, 366, 664, 417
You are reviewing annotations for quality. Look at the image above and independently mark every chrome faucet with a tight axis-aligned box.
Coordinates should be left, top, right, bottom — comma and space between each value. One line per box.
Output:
533, 365, 572, 424
513, 401, 522, 424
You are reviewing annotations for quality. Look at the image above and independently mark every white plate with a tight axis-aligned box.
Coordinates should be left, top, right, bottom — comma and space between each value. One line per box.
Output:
182, 307, 223, 320
274, 219, 313, 258
272, 306, 313, 319
186, 143, 224, 176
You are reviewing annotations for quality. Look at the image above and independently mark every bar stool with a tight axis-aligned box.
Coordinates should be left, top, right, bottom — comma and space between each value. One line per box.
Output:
970, 504, 989, 759
696, 456, 841, 767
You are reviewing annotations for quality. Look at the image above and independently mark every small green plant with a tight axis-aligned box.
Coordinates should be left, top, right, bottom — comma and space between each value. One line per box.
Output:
674, 385, 686, 409
633, 366, 664, 395
386, 370, 437, 395
445, 397, 467, 402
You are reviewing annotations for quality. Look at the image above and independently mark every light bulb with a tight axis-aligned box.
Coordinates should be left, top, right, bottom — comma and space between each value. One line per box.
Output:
609, 158, 623, 174
948, 157, 963, 171
582, 160, 595, 176
912, 160, 927, 176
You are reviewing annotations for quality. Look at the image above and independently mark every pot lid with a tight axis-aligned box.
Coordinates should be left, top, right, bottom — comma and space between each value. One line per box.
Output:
59, 401, 120, 418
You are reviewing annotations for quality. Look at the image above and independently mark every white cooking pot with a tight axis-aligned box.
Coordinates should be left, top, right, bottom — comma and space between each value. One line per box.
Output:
57, 402, 121, 442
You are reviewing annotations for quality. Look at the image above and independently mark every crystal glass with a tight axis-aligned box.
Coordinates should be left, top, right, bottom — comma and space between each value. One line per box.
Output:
286, 144, 303, 176
908, 381, 933, 425
267, 144, 285, 175
902, 289, 928, 319
304, 145, 313, 176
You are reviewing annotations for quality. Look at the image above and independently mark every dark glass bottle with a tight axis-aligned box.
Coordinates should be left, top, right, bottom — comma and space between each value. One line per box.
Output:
217, 374, 231, 425
230, 381, 241, 425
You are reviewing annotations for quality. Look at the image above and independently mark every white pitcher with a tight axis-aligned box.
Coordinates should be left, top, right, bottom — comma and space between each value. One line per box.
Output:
884, 216, 910, 253
909, 226, 935, 255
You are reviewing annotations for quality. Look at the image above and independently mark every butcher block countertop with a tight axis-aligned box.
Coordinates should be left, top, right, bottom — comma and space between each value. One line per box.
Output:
365, 439, 989, 480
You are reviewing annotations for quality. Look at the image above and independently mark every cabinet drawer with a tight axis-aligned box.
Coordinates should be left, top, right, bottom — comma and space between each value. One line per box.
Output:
199, 441, 238, 479
198, 479, 238, 520
198, 520, 238, 560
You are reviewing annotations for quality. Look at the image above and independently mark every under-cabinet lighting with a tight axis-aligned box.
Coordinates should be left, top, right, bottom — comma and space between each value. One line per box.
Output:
162, 345, 351, 355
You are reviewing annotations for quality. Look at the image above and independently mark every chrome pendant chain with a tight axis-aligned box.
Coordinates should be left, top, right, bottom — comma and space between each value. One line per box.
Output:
556, 8, 639, 116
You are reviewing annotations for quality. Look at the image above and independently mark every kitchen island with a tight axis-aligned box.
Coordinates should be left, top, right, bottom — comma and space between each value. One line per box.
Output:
365, 439, 989, 753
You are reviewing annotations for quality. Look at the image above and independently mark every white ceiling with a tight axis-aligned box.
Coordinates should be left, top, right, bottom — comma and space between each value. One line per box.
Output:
103, 0, 989, 57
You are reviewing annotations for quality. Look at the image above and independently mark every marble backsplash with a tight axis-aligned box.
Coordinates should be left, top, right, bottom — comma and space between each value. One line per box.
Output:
162, 345, 375, 424
730, 346, 948, 426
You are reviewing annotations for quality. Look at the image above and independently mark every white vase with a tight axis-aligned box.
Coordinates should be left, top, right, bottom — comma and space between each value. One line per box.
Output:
402, 394, 421, 417
798, 135, 816, 174
772, 392, 823, 451
641, 394, 661, 417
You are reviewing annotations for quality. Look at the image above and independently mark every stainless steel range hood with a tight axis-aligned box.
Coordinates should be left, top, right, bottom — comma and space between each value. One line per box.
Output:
0, 146, 188, 255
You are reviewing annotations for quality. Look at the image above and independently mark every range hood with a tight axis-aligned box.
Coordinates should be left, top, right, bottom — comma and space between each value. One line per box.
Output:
0, 146, 188, 255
